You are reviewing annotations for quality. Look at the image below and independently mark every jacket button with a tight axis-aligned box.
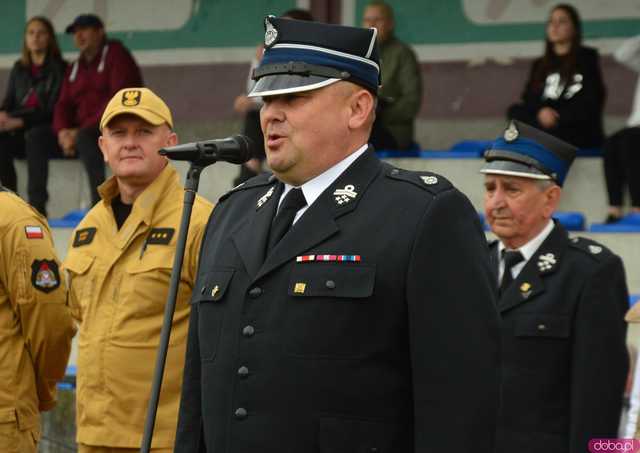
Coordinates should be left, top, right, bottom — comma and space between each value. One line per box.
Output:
325, 280, 336, 289
248, 287, 263, 298
242, 325, 255, 337
537, 324, 547, 331
238, 366, 249, 378
234, 407, 247, 420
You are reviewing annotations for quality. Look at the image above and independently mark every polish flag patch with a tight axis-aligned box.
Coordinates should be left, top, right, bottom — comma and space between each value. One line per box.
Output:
25, 225, 44, 239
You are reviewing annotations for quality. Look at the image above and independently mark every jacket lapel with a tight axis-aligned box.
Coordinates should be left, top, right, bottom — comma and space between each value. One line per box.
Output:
254, 149, 382, 282
232, 180, 282, 278
498, 223, 568, 313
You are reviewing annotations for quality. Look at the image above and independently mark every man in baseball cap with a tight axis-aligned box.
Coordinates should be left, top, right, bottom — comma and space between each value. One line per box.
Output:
64, 87, 212, 453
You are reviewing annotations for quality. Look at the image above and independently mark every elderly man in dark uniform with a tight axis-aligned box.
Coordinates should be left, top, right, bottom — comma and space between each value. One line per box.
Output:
483, 120, 629, 453
175, 16, 500, 453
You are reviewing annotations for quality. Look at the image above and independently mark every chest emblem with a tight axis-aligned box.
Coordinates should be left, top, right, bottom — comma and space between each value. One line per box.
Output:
257, 186, 275, 209
537, 253, 557, 272
333, 185, 358, 205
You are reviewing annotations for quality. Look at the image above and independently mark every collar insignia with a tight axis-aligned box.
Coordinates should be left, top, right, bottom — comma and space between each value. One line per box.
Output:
333, 184, 358, 205
421, 176, 438, 185
504, 121, 519, 142
257, 186, 275, 209
537, 252, 556, 272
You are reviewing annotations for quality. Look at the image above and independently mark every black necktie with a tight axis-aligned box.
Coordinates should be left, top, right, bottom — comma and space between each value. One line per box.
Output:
499, 249, 524, 296
267, 188, 307, 252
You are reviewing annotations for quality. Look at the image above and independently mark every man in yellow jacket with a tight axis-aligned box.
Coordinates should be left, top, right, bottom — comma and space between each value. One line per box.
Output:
0, 188, 75, 453
63, 87, 213, 452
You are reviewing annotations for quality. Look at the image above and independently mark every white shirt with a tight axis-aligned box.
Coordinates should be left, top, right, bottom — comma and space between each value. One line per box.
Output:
497, 220, 554, 283
276, 144, 369, 225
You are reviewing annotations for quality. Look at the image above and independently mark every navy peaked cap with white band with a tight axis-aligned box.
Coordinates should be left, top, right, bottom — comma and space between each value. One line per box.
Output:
481, 120, 577, 186
248, 16, 381, 97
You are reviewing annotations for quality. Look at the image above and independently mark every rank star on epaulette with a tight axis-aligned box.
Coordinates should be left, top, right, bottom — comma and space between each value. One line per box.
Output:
257, 186, 275, 209
333, 185, 357, 205
421, 176, 438, 185
147, 228, 175, 245
589, 245, 602, 255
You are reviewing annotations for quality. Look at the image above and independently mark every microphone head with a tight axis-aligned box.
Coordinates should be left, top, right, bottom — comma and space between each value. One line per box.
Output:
227, 134, 254, 164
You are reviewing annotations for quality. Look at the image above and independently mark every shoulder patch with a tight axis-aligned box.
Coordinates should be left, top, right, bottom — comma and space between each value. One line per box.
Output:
31, 259, 61, 293
219, 173, 275, 202
384, 165, 452, 195
146, 228, 175, 245
73, 227, 97, 247
569, 236, 613, 261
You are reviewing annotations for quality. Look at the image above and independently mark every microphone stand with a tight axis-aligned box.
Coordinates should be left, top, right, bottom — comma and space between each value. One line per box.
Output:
140, 161, 205, 453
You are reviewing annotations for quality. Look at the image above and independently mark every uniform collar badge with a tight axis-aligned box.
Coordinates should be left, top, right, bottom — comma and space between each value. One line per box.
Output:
504, 121, 519, 142
520, 282, 532, 299
334, 184, 358, 205
421, 176, 438, 185
537, 252, 556, 272
257, 186, 275, 209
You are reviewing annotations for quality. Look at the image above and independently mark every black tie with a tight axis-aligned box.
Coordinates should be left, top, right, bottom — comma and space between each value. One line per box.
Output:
268, 188, 307, 252
499, 249, 524, 296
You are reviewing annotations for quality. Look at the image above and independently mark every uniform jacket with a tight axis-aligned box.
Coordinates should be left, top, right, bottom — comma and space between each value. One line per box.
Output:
63, 165, 213, 448
0, 188, 74, 443
0, 56, 66, 129
378, 36, 422, 149
175, 149, 501, 453
491, 223, 629, 453
53, 39, 142, 132
512, 46, 605, 148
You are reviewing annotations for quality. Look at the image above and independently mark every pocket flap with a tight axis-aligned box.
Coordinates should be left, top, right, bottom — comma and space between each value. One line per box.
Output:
63, 252, 94, 275
288, 264, 375, 298
193, 268, 235, 304
514, 314, 570, 338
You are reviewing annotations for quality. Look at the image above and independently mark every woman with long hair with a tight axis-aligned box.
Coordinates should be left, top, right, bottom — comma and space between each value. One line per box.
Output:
507, 4, 605, 149
0, 16, 66, 216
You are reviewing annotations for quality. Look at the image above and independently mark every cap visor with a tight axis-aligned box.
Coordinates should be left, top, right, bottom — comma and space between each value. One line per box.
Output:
100, 109, 168, 130
248, 74, 340, 98
479, 160, 551, 180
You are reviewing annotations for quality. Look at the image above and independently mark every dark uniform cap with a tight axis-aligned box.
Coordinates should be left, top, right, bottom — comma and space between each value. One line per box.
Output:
65, 14, 104, 34
248, 16, 381, 98
481, 120, 577, 186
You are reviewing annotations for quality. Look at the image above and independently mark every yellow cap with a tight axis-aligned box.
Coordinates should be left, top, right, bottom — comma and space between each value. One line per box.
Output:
100, 87, 173, 130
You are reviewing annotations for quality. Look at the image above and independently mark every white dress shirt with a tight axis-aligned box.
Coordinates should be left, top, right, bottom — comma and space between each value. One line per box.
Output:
497, 219, 555, 284
276, 144, 369, 224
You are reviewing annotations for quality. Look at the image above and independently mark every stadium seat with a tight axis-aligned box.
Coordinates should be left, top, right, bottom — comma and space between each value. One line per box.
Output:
48, 208, 90, 228
631, 294, 640, 307
449, 140, 492, 157
589, 213, 640, 232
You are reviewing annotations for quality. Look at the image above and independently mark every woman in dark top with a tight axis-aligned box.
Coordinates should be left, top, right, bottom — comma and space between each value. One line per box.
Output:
508, 4, 605, 149
0, 16, 66, 216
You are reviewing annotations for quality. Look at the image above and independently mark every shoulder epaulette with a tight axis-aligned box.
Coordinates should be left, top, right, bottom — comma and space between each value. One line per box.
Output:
568, 236, 613, 261
383, 164, 452, 195
219, 173, 276, 202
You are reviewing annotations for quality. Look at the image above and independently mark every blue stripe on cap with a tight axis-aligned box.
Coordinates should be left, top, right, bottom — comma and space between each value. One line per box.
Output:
261, 47, 379, 91
491, 136, 570, 184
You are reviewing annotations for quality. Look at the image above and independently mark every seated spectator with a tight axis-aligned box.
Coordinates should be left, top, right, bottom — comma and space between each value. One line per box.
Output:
232, 8, 314, 186
507, 4, 605, 149
602, 35, 640, 223
53, 14, 142, 207
362, 1, 422, 150
0, 16, 65, 215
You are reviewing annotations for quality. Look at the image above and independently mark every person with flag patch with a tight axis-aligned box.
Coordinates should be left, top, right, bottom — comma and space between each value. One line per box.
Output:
482, 120, 629, 453
62, 87, 213, 452
0, 186, 75, 453
175, 16, 500, 453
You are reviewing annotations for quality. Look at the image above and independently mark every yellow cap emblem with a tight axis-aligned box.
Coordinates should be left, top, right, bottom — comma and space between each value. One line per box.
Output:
122, 90, 141, 107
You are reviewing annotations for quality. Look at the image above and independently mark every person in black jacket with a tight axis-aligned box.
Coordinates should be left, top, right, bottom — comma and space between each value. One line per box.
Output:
483, 120, 628, 453
0, 16, 66, 216
508, 4, 606, 149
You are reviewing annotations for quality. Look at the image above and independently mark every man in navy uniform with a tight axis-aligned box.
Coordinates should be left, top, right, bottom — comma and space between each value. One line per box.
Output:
176, 16, 500, 452
483, 120, 629, 453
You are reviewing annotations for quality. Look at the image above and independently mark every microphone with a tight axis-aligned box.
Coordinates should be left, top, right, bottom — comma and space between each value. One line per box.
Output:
159, 134, 253, 166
